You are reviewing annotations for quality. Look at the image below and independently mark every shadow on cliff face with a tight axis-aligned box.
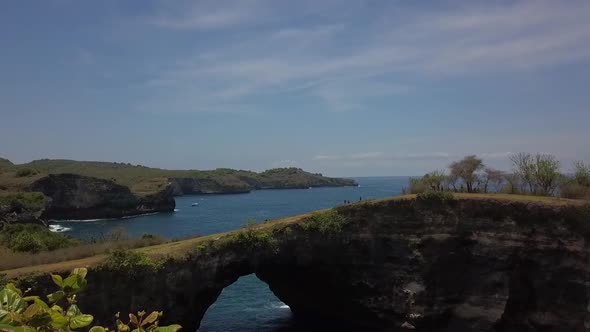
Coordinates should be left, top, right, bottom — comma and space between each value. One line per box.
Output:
198, 274, 376, 332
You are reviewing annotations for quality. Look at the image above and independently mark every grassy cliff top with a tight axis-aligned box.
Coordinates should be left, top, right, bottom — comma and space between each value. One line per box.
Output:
0, 158, 356, 194
2, 193, 586, 278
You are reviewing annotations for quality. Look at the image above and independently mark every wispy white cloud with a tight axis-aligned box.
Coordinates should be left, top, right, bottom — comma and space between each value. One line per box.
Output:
149, 0, 266, 30
140, 0, 590, 113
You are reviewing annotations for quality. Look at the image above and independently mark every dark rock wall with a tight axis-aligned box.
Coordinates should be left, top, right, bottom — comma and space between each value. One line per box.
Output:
30, 174, 175, 220
20, 198, 590, 331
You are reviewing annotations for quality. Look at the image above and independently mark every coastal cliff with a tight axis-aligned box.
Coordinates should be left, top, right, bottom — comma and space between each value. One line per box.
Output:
9, 195, 590, 331
0, 158, 355, 220
29, 174, 175, 220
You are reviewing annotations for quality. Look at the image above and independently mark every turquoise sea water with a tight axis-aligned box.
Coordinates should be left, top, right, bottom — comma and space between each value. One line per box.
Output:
53, 176, 408, 331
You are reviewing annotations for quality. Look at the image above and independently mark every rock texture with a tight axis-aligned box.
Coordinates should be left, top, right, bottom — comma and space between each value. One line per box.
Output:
17, 196, 590, 331
0, 200, 46, 228
29, 174, 175, 220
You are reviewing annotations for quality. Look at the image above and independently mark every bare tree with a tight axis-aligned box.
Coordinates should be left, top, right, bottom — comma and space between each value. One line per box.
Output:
482, 167, 504, 193
449, 155, 484, 193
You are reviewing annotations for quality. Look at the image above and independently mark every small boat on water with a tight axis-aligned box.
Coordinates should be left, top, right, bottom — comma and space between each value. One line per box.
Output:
191, 202, 199, 206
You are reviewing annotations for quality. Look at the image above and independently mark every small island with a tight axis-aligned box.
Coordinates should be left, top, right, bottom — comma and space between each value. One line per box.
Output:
0, 158, 356, 221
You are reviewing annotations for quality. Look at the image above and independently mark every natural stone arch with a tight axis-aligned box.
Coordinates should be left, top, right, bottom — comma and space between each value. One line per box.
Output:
16, 196, 590, 332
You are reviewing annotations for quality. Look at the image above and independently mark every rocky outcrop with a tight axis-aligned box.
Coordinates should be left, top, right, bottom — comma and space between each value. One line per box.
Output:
0, 198, 46, 229
14, 196, 590, 331
29, 174, 175, 220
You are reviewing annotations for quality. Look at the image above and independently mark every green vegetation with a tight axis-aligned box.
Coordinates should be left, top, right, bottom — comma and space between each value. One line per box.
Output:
300, 210, 347, 234
102, 250, 164, 279
561, 161, 590, 200
0, 192, 46, 213
0, 224, 79, 253
0, 268, 181, 332
15, 168, 39, 178
231, 221, 275, 250
416, 191, 454, 202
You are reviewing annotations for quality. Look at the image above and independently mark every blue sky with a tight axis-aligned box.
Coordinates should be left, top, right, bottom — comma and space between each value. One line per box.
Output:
1, 0, 589, 176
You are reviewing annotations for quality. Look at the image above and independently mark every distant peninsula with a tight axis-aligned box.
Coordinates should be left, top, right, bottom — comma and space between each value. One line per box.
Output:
0, 158, 356, 222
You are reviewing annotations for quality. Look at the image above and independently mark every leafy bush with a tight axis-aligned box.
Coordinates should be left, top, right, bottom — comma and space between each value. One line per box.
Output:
103, 250, 163, 279
0, 192, 46, 213
300, 210, 347, 234
230, 221, 274, 250
15, 168, 38, 177
0, 224, 79, 253
416, 191, 455, 202
0, 268, 181, 332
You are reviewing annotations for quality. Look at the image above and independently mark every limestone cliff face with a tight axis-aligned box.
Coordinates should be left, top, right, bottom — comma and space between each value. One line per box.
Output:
17, 197, 590, 331
29, 174, 175, 220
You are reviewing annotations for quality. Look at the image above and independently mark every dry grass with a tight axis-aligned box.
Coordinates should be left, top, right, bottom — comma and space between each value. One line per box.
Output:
0, 236, 168, 272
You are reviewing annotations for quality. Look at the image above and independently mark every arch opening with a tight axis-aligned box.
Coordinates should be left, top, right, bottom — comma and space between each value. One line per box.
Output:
198, 274, 293, 332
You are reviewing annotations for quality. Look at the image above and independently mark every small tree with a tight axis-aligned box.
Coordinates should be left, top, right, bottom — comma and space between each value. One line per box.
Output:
449, 155, 484, 193
573, 161, 590, 187
510, 153, 536, 194
422, 170, 446, 192
532, 154, 560, 195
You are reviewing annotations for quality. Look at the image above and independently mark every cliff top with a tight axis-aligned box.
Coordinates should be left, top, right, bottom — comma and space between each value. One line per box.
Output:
3, 193, 586, 278
0, 159, 355, 195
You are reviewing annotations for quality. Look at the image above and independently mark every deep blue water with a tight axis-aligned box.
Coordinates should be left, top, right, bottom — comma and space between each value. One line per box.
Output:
53, 176, 408, 331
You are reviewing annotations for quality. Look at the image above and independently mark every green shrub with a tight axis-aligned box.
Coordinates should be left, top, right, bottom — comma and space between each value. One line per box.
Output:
300, 210, 347, 233
103, 250, 163, 279
0, 224, 79, 253
416, 191, 455, 202
15, 168, 38, 177
0, 268, 181, 332
12, 232, 44, 252
0, 192, 46, 213
230, 221, 274, 250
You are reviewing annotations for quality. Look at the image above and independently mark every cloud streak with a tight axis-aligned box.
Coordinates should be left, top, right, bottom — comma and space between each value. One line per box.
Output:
141, 0, 590, 113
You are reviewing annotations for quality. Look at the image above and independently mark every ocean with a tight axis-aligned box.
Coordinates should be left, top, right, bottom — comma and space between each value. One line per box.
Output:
52, 176, 408, 331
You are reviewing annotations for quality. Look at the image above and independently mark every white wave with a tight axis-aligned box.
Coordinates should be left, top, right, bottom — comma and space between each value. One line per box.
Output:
48, 225, 72, 233
279, 305, 290, 309
174, 208, 179, 212
58, 211, 161, 222
58, 218, 110, 222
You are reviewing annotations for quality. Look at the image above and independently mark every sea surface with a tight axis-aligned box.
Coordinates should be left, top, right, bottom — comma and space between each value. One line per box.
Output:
52, 176, 408, 331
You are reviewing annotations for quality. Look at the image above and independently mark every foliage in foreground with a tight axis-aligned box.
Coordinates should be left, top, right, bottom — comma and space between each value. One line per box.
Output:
102, 250, 164, 280
0, 268, 181, 332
